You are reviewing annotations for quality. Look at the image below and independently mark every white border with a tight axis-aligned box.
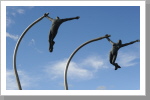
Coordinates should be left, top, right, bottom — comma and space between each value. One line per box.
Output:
1, 1, 145, 96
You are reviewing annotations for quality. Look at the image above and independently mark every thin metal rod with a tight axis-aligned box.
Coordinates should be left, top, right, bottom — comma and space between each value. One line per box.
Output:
13, 13, 49, 90
64, 35, 111, 90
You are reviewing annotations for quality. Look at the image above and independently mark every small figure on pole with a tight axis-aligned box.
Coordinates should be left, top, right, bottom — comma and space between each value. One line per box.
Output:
106, 35, 140, 70
45, 14, 80, 52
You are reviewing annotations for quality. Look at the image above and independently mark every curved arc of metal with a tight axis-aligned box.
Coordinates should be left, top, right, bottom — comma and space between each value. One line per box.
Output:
64, 35, 111, 90
13, 14, 47, 90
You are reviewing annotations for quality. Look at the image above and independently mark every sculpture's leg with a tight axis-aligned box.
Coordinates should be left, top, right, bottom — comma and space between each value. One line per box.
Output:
112, 53, 117, 64
111, 53, 121, 70
49, 41, 55, 52
109, 52, 117, 69
109, 52, 113, 64
49, 32, 55, 52
115, 63, 121, 68
49, 34, 52, 52
110, 53, 118, 70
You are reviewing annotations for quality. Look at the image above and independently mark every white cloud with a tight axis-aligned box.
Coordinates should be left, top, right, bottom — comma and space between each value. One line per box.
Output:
44, 59, 93, 80
81, 56, 106, 70
28, 39, 35, 46
17, 9, 25, 14
28, 39, 43, 53
43, 50, 140, 81
68, 61, 94, 80
44, 55, 108, 80
6, 17, 15, 27
6, 70, 33, 90
117, 51, 139, 67
6, 70, 18, 90
6, 6, 34, 26
6, 32, 19, 41
6, 69, 39, 90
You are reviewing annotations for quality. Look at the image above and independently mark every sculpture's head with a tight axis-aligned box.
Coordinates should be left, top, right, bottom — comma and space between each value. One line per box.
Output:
56, 16, 60, 19
118, 40, 122, 45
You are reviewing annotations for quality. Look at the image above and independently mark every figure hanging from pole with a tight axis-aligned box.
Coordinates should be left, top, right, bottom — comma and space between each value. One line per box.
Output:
106, 35, 140, 70
45, 13, 80, 52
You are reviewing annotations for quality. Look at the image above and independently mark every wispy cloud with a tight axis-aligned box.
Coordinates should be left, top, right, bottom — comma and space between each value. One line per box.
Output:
44, 59, 94, 80
6, 32, 19, 41
6, 17, 15, 27
6, 50, 139, 90
7, 6, 33, 16
28, 39, 43, 53
117, 51, 139, 67
6, 69, 36, 90
43, 55, 108, 81
6, 6, 34, 27
43, 49, 140, 81
17, 9, 25, 14
28, 39, 35, 46
81, 55, 107, 70
6, 69, 18, 90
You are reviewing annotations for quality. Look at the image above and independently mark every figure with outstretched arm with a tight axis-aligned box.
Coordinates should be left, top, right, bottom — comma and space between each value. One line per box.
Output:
106, 36, 140, 70
45, 14, 80, 52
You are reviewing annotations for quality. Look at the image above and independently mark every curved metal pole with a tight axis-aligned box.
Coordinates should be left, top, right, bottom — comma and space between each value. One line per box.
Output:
13, 13, 49, 90
64, 35, 111, 90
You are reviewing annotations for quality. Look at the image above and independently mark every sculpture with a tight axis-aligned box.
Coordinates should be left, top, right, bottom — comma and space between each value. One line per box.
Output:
12, 12, 140, 90
46, 14, 80, 52
13, 13, 50, 90
106, 36, 140, 70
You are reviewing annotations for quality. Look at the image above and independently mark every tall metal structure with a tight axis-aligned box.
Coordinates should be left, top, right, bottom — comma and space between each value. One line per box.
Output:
64, 35, 111, 90
13, 13, 49, 90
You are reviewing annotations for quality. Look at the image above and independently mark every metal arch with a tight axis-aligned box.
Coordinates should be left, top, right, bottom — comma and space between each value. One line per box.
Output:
64, 35, 111, 90
13, 13, 49, 90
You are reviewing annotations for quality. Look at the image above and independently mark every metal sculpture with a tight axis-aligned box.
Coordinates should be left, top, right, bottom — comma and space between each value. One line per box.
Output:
64, 34, 111, 90
106, 36, 140, 70
46, 15, 80, 52
13, 13, 49, 90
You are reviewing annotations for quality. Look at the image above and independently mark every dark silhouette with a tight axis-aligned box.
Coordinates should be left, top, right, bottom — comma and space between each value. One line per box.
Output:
106, 36, 140, 70
46, 15, 80, 52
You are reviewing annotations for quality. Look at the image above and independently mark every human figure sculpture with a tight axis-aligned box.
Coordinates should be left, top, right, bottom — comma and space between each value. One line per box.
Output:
106, 36, 140, 70
46, 15, 80, 52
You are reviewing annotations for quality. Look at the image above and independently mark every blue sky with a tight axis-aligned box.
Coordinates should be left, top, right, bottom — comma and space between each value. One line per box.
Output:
6, 6, 140, 90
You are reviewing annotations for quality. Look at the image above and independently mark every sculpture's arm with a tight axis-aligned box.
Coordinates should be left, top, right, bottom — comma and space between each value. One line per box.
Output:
62, 16, 80, 22
121, 40, 140, 47
106, 37, 115, 45
46, 16, 53, 21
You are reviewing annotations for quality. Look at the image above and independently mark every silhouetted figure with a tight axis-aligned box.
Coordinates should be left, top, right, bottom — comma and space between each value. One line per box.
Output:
106, 36, 140, 70
46, 15, 80, 52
